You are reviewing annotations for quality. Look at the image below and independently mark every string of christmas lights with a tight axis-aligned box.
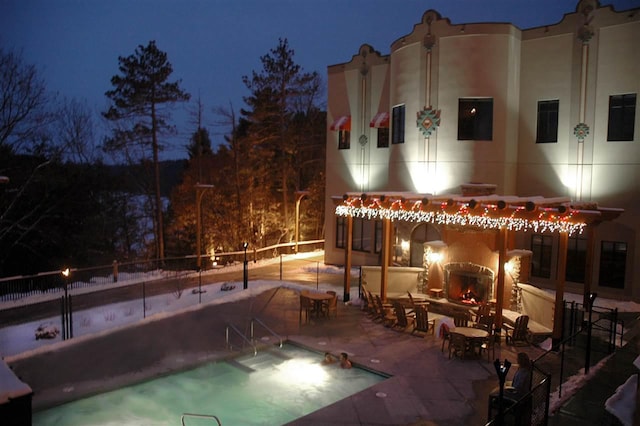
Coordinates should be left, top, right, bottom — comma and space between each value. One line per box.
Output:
335, 201, 587, 236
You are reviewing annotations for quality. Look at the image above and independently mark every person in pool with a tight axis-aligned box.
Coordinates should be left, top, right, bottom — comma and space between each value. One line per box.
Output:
339, 352, 352, 369
321, 352, 336, 365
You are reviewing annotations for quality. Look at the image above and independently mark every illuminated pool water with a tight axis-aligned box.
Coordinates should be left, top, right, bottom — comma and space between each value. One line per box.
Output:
33, 343, 386, 425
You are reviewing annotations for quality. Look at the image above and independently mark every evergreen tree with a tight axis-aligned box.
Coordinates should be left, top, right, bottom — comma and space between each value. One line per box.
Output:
102, 40, 190, 261
241, 38, 323, 245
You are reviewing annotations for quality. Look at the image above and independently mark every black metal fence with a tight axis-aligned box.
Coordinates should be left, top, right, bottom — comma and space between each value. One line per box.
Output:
0, 240, 325, 302
486, 364, 552, 426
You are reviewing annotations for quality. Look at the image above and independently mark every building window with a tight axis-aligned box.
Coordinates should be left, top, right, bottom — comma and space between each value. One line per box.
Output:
536, 100, 559, 143
335, 216, 345, 248
566, 236, 586, 283
374, 220, 383, 253
377, 127, 389, 148
607, 94, 636, 141
352, 217, 372, 252
392, 105, 405, 144
338, 130, 350, 149
531, 234, 552, 279
458, 98, 493, 140
599, 241, 627, 288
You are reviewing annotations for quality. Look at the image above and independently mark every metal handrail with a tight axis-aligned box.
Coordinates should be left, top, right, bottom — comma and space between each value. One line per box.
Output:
225, 323, 257, 356
181, 412, 222, 425
251, 317, 283, 347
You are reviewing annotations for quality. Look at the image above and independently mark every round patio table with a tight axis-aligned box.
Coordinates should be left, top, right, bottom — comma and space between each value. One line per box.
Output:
302, 291, 334, 317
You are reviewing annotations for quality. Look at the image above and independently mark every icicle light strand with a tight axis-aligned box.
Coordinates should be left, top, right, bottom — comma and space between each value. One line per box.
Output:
335, 203, 586, 236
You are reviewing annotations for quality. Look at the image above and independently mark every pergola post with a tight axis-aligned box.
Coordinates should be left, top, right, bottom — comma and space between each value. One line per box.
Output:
495, 226, 507, 331
343, 216, 353, 302
553, 231, 569, 349
582, 225, 597, 317
380, 218, 392, 302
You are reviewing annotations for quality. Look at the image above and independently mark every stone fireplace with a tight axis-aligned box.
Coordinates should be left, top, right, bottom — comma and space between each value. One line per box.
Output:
444, 262, 495, 306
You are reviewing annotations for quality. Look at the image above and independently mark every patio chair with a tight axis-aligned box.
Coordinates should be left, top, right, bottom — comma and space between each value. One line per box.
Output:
470, 303, 492, 323
323, 291, 338, 319
448, 332, 469, 359
406, 291, 429, 314
365, 290, 379, 318
412, 305, 435, 336
453, 313, 470, 328
474, 314, 495, 334
441, 322, 452, 352
503, 315, 530, 346
392, 301, 415, 331
374, 295, 396, 327
299, 295, 315, 324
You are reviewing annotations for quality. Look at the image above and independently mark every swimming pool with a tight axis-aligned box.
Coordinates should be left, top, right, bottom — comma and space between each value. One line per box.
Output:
32, 343, 387, 425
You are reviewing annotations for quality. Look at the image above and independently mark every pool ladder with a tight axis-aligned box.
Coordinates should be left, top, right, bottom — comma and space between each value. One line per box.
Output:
181, 412, 221, 425
225, 317, 283, 355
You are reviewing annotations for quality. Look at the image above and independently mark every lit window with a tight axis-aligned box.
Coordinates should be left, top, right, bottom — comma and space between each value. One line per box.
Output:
458, 98, 493, 140
338, 130, 350, 149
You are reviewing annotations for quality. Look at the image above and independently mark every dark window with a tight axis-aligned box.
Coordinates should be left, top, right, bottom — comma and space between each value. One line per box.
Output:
338, 130, 350, 149
599, 241, 627, 288
377, 127, 389, 148
536, 100, 559, 143
374, 220, 383, 253
531, 234, 553, 279
335, 217, 346, 248
566, 236, 586, 283
352, 217, 372, 252
458, 98, 493, 140
392, 105, 405, 144
607, 94, 636, 141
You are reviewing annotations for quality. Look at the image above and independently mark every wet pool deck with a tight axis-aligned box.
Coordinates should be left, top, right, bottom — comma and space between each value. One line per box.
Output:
6, 285, 639, 426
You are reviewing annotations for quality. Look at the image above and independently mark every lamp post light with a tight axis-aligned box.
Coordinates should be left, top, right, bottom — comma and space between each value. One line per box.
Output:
493, 358, 512, 424
243, 242, 249, 290
585, 292, 598, 374
195, 184, 214, 271
61, 268, 72, 340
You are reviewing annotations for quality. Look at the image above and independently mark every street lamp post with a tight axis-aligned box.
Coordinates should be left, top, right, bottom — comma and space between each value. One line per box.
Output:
243, 242, 249, 290
61, 268, 72, 340
195, 184, 214, 271
294, 191, 309, 254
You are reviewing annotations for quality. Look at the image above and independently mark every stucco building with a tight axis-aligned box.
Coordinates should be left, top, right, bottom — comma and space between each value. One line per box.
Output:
323, 0, 639, 309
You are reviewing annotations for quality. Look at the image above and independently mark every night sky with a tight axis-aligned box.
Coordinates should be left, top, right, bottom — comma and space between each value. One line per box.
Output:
1, 0, 637, 159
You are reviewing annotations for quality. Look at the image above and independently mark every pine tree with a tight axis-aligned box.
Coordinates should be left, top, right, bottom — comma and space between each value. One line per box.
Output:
103, 40, 190, 261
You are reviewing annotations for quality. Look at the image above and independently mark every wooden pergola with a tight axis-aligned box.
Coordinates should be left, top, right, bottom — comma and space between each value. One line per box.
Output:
333, 192, 624, 345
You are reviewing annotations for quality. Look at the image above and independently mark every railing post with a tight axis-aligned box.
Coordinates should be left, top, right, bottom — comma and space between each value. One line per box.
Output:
112, 260, 118, 283
143, 281, 146, 319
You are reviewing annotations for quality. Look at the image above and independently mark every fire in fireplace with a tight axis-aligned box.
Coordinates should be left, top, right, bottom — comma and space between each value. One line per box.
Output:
444, 263, 495, 306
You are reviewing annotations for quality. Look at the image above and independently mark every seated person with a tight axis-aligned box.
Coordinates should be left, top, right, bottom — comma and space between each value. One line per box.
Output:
339, 352, 352, 369
510, 352, 532, 395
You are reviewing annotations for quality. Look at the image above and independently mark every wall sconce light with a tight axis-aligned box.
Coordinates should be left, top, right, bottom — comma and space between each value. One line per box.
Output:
426, 251, 442, 264
401, 240, 410, 252
504, 257, 521, 283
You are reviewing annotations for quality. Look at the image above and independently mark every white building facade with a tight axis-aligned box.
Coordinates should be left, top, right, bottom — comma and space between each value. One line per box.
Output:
324, 0, 640, 301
